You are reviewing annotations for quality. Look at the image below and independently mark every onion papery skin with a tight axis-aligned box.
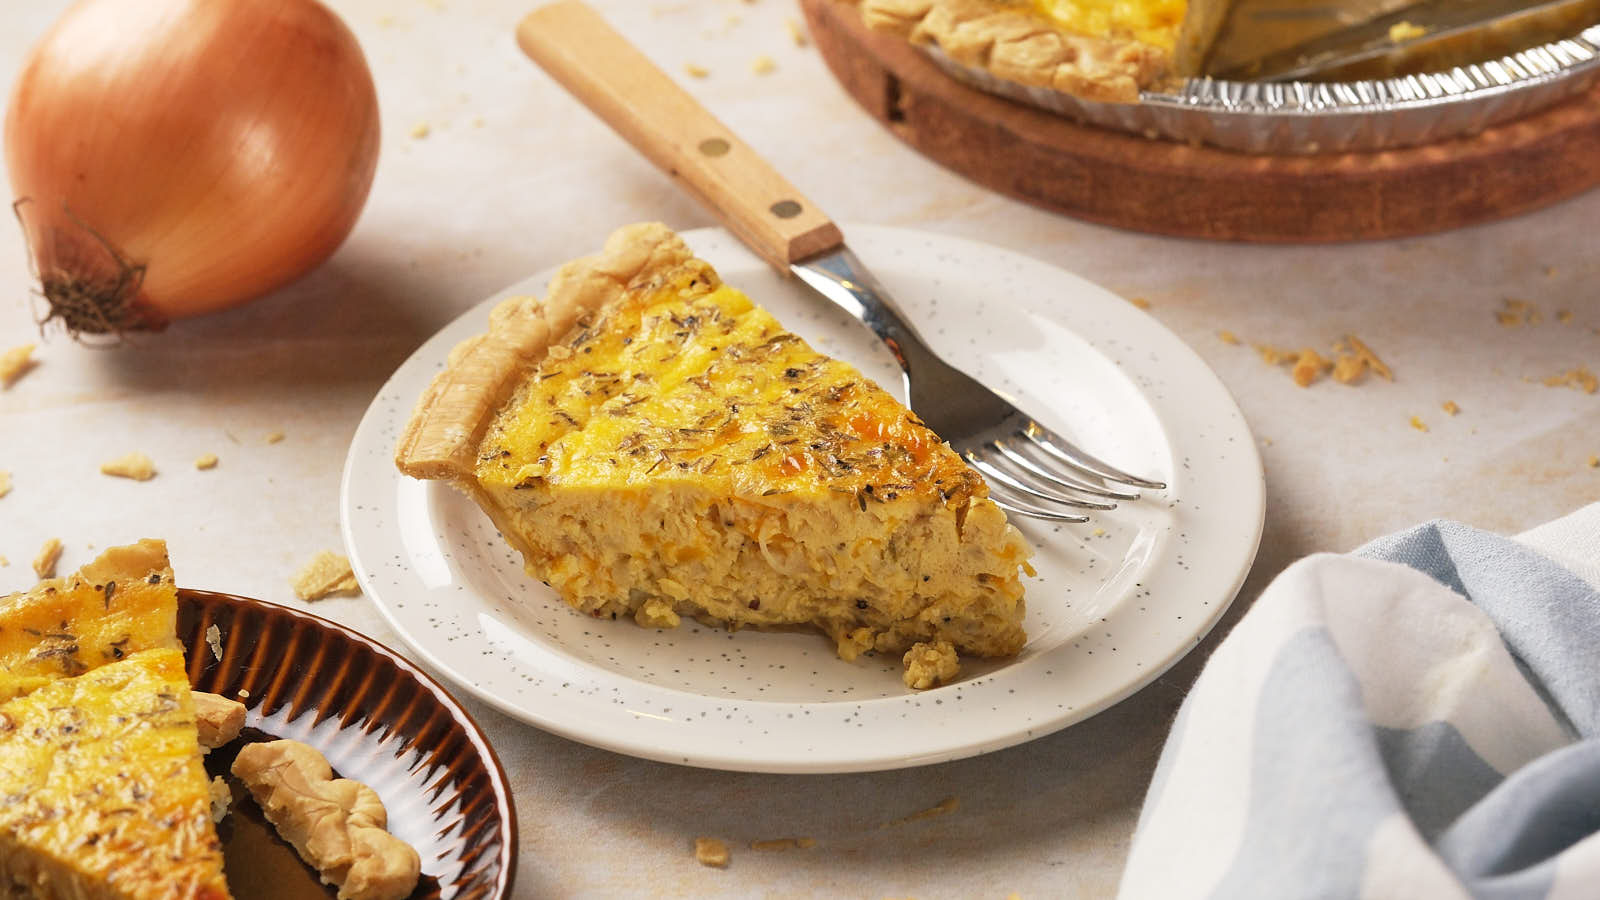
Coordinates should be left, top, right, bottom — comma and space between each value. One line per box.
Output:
5, 0, 380, 334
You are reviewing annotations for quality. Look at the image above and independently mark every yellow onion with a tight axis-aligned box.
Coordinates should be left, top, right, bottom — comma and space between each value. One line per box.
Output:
5, 0, 380, 334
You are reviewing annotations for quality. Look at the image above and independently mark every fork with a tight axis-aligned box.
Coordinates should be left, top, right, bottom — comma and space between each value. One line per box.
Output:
517, 1, 1165, 522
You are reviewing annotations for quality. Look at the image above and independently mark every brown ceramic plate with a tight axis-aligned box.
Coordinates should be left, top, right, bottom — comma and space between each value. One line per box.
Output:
177, 589, 517, 900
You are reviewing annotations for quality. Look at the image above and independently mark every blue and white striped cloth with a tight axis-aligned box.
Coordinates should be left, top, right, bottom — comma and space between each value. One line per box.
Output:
1120, 503, 1600, 900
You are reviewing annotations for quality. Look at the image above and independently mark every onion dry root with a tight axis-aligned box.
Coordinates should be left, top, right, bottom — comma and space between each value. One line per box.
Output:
15, 200, 162, 334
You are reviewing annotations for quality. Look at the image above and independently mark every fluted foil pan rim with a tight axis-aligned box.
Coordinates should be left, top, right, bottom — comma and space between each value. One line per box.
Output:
924, 23, 1600, 153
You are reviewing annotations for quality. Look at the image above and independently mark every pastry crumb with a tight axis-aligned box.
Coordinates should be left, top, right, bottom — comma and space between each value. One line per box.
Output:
1442, 401, 1460, 416
902, 640, 959, 690
749, 837, 816, 851
1539, 367, 1598, 394
750, 55, 776, 75
195, 453, 219, 470
1588, 455, 1598, 468
1326, 334, 1388, 385
1217, 330, 1239, 345
0, 555, 8, 568
1254, 343, 1292, 366
1556, 310, 1573, 324
0, 344, 36, 388
32, 538, 63, 580
209, 776, 232, 824
694, 837, 730, 868
265, 430, 286, 444
410, 122, 431, 139
1128, 296, 1150, 309
1331, 354, 1365, 384
101, 452, 157, 481
1410, 415, 1429, 432
1388, 21, 1427, 41
1240, 332, 1389, 387
884, 796, 960, 828
634, 596, 681, 628
237, 688, 251, 699
684, 63, 709, 78
1496, 298, 1540, 327
291, 551, 361, 601
1291, 347, 1331, 387
785, 17, 809, 46
206, 624, 224, 661
1344, 334, 1392, 381
0, 470, 10, 499
193, 691, 246, 748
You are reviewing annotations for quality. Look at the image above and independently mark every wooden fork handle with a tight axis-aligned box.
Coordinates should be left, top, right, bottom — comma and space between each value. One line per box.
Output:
517, 0, 843, 272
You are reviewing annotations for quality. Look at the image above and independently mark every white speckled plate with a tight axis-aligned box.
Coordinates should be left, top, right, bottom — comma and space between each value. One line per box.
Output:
341, 226, 1264, 773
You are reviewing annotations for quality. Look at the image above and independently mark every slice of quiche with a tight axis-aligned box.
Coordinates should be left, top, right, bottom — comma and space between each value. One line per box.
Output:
0, 539, 179, 703
0, 647, 230, 899
396, 223, 1031, 686
0, 542, 232, 898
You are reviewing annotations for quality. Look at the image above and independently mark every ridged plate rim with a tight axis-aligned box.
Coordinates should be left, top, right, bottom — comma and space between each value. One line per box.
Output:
178, 589, 518, 900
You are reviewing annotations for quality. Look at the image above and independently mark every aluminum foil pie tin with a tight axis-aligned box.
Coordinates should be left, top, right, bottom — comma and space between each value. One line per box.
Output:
925, 23, 1600, 154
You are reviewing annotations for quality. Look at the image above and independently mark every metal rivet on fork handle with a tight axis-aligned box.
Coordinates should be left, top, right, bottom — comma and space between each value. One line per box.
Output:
697, 137, 730, 156
769, 200, 802, 219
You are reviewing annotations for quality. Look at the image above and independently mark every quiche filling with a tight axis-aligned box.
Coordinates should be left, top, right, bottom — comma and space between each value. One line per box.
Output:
397, 223, 1033, 684
1032, 0, 1186, 52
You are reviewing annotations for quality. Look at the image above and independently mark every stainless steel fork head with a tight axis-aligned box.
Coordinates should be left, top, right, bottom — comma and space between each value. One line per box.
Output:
792, 245, 1165, 522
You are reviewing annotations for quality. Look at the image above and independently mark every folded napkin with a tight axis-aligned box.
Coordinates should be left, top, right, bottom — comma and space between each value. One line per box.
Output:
1119, 503, 1600, 900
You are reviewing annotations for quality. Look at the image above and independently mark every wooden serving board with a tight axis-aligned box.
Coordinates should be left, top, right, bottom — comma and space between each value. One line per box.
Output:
800, 0, 1600, 242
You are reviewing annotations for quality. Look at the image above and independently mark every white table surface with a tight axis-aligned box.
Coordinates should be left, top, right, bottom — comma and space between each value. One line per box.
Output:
2, 2, 1597, 897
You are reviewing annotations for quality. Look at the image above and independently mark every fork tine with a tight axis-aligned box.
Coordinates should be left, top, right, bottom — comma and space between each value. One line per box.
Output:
990, 440, 1140, 502
966, 451, 1117, 510
987, 485, 1092, 523
1023, 421, 1167, 491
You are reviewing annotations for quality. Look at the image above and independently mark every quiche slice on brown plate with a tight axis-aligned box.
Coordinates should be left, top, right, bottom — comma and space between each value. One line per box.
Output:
395, 223, 1034, 689
0, 542, 231, 899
